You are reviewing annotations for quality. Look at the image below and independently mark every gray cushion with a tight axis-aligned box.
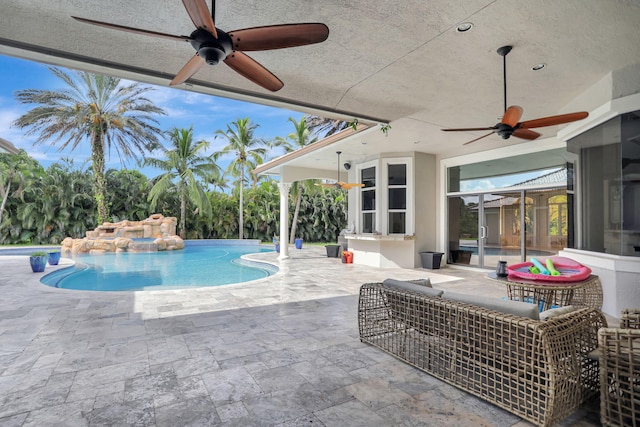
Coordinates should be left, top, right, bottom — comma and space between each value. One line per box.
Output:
442, 291, 540, 320
540, 305, 577, 321
382, 279, 443, 297
406, 278, 432, 288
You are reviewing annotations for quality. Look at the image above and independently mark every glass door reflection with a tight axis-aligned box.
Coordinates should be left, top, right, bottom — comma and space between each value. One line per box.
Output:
481, 192, 523, 270
448, 196, 479, 267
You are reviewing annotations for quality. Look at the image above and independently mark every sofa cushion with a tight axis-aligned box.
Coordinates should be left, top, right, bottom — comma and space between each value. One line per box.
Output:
442, 291, 540, 320
407, 278, 432, 288
540, 305, 577, 321
383, 279, 443, 297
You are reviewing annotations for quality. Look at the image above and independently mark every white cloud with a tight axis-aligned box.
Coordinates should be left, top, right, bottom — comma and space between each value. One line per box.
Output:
460, 179, 496, 192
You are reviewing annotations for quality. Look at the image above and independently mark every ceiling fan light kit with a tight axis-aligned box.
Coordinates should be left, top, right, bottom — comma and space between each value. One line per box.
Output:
72, 0, 329, 92
442, 45, 589, 145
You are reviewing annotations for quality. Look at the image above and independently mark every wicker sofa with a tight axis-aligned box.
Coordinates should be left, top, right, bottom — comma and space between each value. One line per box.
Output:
599, 308, 640, 427
358, 280, 607, 427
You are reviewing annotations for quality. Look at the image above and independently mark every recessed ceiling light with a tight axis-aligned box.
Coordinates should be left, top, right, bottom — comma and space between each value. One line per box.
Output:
361, 141, 367, 145
413, 140, 421, 144
532, 63, 546, 71
456, 22, 473, 32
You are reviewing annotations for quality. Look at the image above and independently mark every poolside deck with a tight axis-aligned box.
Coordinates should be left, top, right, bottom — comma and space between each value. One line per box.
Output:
0, 247, 604, 426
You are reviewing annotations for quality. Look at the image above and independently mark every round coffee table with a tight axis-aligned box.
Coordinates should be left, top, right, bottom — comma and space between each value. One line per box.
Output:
486, 272, 603, 312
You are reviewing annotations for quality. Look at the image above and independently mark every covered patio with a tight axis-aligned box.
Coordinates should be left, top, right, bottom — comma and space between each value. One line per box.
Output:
2, 0, 640, 314
1, 1, 639, 424
0, 249, 610, 425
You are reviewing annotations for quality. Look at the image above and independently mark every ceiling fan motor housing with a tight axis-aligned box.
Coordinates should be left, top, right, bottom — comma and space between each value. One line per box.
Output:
190, 29, 233, 65
496, 123, 515, 139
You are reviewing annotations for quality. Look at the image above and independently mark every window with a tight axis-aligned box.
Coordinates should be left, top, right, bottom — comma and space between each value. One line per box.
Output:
387, 164, 406, 234
361, 166, 376, 233
567, 110, 640, 256
356, 158, 413, 235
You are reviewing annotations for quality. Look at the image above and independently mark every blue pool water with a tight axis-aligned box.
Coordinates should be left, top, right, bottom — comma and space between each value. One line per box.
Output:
38, 241, 276, 291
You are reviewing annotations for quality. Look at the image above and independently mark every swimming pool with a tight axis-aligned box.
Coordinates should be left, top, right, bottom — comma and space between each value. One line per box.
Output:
39, 241, 277, 291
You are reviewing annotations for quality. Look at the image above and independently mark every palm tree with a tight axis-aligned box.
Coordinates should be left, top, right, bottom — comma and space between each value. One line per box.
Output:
305, 115, 349, 138
215, 118, 267, 239
145, 127, 220, 238
275, 117, 318, 243
13, 67, 166, 224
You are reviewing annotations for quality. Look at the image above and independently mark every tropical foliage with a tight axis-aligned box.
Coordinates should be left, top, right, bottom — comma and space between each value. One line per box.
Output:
13, 67, 166, 223
305, 115, 349, 138
145, 127, 220, 238
0, 151, 41, 226
214, 118, 269, 239
275, 117, 318, 243
0, 151, 347, 245
8, 67, 348, 245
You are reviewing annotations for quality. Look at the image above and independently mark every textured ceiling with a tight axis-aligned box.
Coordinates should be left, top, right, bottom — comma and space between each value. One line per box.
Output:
1, 0, 639, 170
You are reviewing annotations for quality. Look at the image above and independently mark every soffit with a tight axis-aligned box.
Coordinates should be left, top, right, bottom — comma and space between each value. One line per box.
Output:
0, 0, 639, 172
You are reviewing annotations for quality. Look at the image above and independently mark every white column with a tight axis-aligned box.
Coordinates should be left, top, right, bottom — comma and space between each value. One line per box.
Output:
278, 182, 291, 260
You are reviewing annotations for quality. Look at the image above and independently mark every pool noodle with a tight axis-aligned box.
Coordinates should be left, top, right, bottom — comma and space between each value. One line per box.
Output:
530, 257, 550, 275
545, 258, 561, 276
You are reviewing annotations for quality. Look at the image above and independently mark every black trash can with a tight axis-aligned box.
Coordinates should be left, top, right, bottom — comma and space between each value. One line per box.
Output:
325, 244, 342, 258
420, 251, 444, 269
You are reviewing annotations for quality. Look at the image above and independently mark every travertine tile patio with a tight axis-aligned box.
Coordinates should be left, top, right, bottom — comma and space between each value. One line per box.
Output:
0, 247, 603, 426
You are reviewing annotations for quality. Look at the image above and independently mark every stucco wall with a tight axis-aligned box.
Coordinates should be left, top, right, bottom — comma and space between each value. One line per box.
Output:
414, 152, 437, 268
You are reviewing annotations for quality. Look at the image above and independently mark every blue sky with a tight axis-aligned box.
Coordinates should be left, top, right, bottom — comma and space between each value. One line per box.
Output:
0, 54, 305, 177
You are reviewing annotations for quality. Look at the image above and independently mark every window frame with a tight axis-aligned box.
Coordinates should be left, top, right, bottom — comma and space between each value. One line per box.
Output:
382, 158, 413, 235
355, 157, 414, 236
357, 160, 379, 234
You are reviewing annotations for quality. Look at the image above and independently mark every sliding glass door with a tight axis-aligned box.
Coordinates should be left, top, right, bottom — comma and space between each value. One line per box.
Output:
448, 189, 567, 269
448, 192, 522, 269
480, 192, 524, 269
446, 152, 570, 269
448, 196, 479, 267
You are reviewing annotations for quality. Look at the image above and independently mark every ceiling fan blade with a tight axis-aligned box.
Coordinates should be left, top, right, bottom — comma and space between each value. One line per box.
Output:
229, 23, 329, 51
463, 132, 495, 145
442, 127, 497, 132
520, 111, 589, 129
512, 128, 541, 140
502, 105, 523, 127
72, 16, 191, 42
182, 0, 218, 38
224, 51, 284, 92
169, 54, 206, 86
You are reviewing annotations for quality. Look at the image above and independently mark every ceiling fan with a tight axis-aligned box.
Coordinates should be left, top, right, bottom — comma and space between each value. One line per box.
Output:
442, 45, 589, 145
72, 0, 329, 92
317, 151, 365, 190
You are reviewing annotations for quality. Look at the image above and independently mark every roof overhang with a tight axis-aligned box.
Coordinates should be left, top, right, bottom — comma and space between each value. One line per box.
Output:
254, 123, 378, 181
0, 137, 20, 155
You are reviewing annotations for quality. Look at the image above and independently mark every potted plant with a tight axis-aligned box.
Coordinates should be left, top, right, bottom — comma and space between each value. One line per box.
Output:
29, 251, 48, 273
47, 250, 61, 266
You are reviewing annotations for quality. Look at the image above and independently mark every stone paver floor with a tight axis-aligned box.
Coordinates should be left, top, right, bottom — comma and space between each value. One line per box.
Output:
0, 246, 605, 426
